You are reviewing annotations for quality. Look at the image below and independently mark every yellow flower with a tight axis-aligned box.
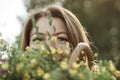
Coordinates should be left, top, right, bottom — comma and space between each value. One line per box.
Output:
62, 58, 68, 62
52, 57, 56, 61
16, 63, 24, 71
79, 61, 87, 67
25, 46, 31, 51
64, 48, 71, 55
21, 54, 27, 60
41, 44, 46, 50
109, 60, 116, 71
112, 70, 120, 78
30, 59, 37, 67
60, 61, 68, 69
81, 50, 85, 54
69, 69, 78, 76
50, 36, 57, 43
109, 61, 120, 78
23, 71, 30, 80
43, 73, 50, 80
46, 50, 50, 54
94, 53, 98, 57
1, 63, 9, 70
66, 42, 70, 48
49, 46, 56, 54
37, 67, 45, 76
57, 48, 63, 54
78, 72, 85, 80
72, 62, 80, 69
101, 67, 106, 72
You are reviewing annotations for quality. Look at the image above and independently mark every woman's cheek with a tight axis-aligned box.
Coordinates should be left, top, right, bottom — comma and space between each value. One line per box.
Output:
55, 43, 67, 51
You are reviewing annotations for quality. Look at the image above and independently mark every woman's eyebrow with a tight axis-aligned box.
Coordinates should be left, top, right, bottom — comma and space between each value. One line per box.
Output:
32, 32, 68, 36
32, 32, 45, 36
53, 32, 68, 35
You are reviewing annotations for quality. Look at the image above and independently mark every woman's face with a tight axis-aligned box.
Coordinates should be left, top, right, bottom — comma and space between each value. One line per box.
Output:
30, 17, 68, 50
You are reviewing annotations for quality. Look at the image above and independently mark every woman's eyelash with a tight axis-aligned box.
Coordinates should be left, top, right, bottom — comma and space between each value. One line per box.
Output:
57, 37, 68, 41
33, 38, 44, 41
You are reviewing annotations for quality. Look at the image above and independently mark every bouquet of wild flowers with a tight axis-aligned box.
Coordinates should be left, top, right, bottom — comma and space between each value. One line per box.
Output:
0, 37, 120, 80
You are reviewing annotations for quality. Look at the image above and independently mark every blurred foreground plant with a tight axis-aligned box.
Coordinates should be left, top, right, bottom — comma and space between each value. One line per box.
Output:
0, 38, 120, 80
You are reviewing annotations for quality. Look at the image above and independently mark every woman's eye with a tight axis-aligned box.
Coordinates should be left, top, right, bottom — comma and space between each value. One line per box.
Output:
57, 37, 68, 43
33, 38, 44, 42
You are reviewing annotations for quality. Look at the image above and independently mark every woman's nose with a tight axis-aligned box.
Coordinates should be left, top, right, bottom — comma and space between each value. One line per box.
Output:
45, 40, 51, 46
45, 39, 56, 47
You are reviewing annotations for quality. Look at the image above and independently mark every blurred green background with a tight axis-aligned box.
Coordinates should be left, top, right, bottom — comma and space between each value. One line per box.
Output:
21, 0, 120, 70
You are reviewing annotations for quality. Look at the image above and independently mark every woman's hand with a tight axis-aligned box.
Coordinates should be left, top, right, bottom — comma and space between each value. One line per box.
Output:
68, 42, 93, 69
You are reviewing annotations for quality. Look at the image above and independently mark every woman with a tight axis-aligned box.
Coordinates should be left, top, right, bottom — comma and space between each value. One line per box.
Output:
21, 5, 93, 69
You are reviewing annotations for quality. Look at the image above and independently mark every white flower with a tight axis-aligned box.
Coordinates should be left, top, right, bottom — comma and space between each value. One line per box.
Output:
1, 53, 8, 60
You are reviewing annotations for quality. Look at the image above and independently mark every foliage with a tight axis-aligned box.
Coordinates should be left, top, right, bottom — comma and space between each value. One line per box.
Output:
0, 38, 120, 80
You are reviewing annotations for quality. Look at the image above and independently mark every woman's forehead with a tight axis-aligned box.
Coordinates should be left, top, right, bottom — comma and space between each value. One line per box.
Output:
31, 17, 67, 35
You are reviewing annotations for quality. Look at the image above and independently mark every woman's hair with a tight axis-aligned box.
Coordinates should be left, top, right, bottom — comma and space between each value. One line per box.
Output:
22, 5, 90, 51
21, 5, 93, 68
